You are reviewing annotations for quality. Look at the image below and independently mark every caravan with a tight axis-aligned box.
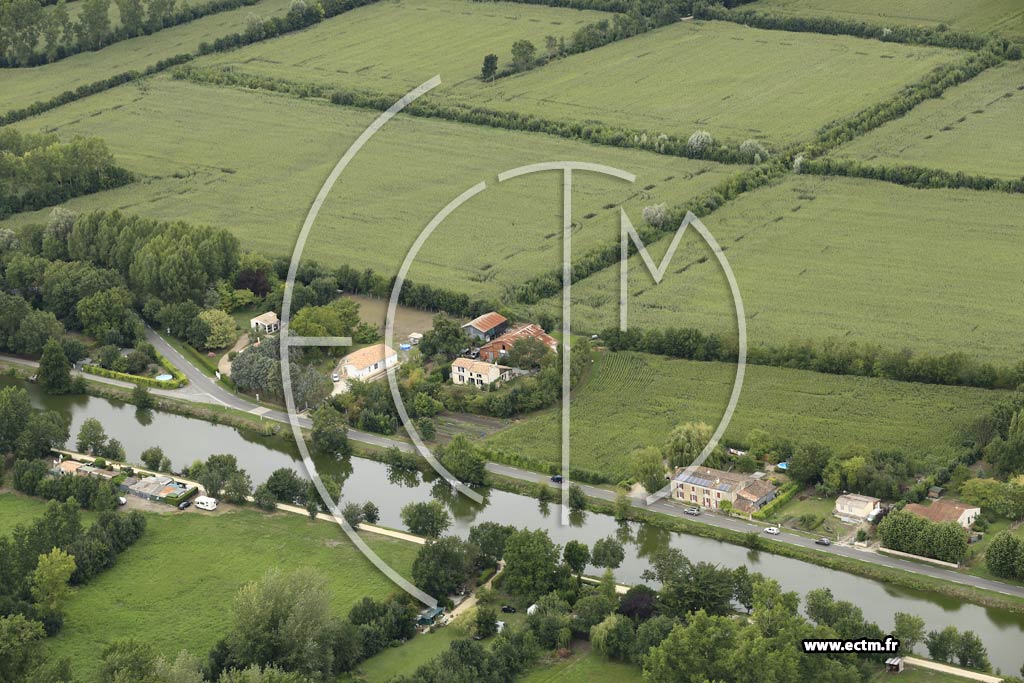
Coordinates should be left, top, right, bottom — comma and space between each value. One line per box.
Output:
194, 496, 218, 511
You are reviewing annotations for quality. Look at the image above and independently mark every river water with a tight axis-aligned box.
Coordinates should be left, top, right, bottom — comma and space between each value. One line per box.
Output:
12, 378, 1024, 672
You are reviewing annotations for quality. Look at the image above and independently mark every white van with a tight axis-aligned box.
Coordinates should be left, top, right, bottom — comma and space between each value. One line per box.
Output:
194, 496, 218, 511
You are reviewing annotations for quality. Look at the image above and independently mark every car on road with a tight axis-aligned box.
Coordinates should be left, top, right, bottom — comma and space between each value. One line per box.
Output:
684, 507, 701, 516
331, 372, 340, 382
501, 605, 516, 613
177, 500, 192, 510
764, 526, 780, 535
550, 474, 563, 483
815, 537, 831, 546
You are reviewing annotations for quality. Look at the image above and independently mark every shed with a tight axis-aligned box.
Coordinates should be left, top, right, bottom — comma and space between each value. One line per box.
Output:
416, 606, 444, 626
526, 603, 539, 616
928, 486, 945, 499
885, 657, 904, 673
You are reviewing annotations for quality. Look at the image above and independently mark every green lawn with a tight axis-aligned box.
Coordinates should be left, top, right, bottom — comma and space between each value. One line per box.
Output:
0, 0, 295, 115
0, 491, 99, 534
198, 0, 610, 92
486, 351, 1006, 482
3, 76, 732, 301
763, 490, 851, 538
45, 508, 420, 683
348, 622, 470, 682
445, 19, 961, 147
833, 59, 1024, 180
547, 175, 1024, 365
746, 0, 1024, 39
522, 648, 644, 683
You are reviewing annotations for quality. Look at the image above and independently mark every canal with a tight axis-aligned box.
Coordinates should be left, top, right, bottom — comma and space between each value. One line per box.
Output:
14, 378, 1024, 672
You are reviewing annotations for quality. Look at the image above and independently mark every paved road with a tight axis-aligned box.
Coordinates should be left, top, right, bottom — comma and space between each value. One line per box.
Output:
12, 337, 1024, 602
485, 462, 1024, 601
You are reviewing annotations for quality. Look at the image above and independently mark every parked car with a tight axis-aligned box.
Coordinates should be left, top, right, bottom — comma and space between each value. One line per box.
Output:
501, 605, 516, 614
549, 474, 563, 484
764, 526, 780, 535
177, 500, 192, 510
684, 507, 701, 516
117, 496, 127, 506
331, 372, 340, 382
815, 537, 831, 546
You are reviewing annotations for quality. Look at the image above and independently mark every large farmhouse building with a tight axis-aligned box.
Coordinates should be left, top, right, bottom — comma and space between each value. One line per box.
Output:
478, 323, 558, 362
671, 466, 776, 513
341, 344, 398, 380
461, 312, 508, 342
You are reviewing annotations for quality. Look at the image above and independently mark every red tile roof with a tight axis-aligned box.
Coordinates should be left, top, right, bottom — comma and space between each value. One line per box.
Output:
904, 500, 979, 525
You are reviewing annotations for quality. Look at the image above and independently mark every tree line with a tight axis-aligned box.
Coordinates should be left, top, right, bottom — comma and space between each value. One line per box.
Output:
0, 0, 260, 67
799, 157, 1024, 194
877, 509, 969, 564
806, 44, 1016, 158
601, 324, 1024, 390
0, 0, 380, 126
172, 63, 772, 165
0, 497, 147, 681
0, 129, 131, 218
696, 3, 1019, 53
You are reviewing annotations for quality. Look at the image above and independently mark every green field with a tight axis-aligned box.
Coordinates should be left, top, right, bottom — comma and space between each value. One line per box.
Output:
521, 648, 644, 683
833, 60, 1024, 180
347, 622, 469, 682
486, 351, 1006, 482
45, 508, 419, 683
544, 175, 1024, 365
747, 0, 1024, 39
199, 0, 610, 91
0, 0, 295, 115
0, 491, 99, 534
4, 76, 733, 299
444, 19, 960, 147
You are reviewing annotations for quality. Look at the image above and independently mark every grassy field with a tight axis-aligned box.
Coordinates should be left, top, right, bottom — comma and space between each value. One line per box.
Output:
746, 0, 1024, 39
833, 59, 1024, 180
3, 76, 732, 300
347, 622, 470, 682
0, 0, 295, 115
198, 0, 610, 91
522, 648, 644, 683
869, 666, 989, 682
486, 351, 1006, 482
0, 490, 99, 534
544, 175, 1024, 365
45, 508, 419, 683
443, 19, 961, 147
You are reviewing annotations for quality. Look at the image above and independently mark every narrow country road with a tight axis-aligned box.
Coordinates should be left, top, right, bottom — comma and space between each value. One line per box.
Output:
9, 335, 1024, 603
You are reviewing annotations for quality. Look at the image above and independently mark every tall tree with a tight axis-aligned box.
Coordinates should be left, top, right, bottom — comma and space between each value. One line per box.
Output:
30, 548, 76, 614
481, 53, 498, 80
39, 337, 71, 395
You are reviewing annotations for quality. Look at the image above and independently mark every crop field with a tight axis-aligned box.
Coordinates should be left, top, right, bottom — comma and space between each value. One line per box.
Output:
44, 508, 419, 683
0, 0, 295, 115
832, 59, 1024, 180
485, 351, 1007, 482
746, 0, 1024, 39
198, 0, 611, 92
443, 19, 961, 147
3, 76, 733, 300
539, 175, 1024, 365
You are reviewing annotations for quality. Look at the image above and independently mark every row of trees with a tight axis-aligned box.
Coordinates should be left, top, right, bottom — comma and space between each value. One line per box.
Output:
877, 509, 968, 564
800, 157, 1024, 194
697, 3, 1015, 52
0, 130, 131, 217
602, 325, 1024, 390
176, 63, 775, 168
0, 0, 261, 67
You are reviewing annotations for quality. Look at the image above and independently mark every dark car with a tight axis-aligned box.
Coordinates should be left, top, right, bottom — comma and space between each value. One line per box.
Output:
550, 474, 563, 484
815, 538, 831, 546
178, 500, 192, 510
501, 605, 516, 614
